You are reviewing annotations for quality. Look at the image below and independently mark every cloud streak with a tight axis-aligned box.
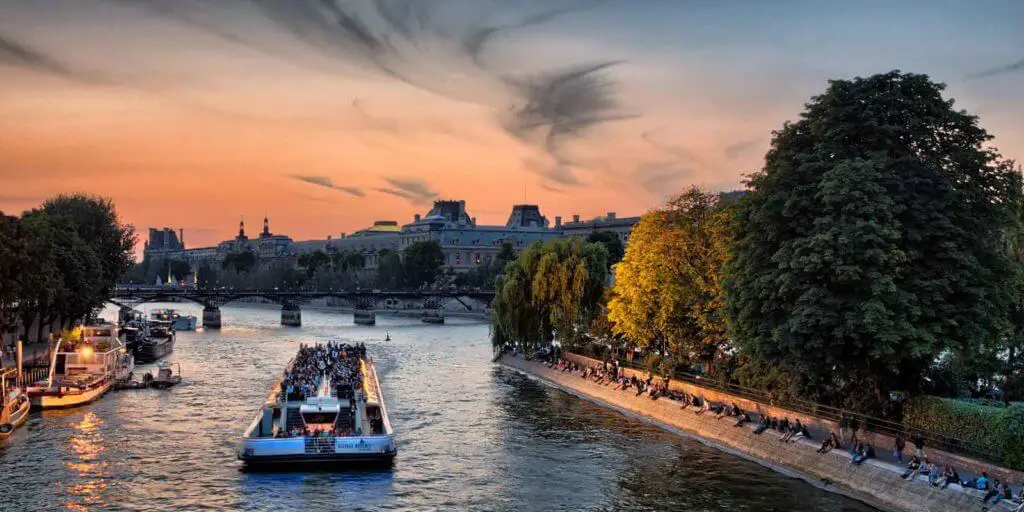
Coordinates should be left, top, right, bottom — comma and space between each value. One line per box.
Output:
966, 58, 1024, 79
0, 34, 106, 84
290, 175, 365, 197
373, 177, 439, 205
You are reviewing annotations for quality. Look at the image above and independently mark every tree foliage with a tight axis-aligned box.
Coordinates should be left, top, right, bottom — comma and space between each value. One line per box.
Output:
586, 231, 625, 267
608, 187, 732, 372
725, 71, 1021, 411
402, 241, 445, 288
491, 238, 608, 353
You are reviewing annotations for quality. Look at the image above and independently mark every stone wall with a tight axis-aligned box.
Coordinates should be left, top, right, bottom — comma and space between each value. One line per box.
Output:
502, 354, 1018, 512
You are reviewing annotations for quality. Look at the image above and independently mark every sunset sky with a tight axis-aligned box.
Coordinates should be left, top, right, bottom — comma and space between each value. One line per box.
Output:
2, 0, 1022, 252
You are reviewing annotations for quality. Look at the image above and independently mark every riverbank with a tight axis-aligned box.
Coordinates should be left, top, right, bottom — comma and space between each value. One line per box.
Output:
500, 354, 1018, 512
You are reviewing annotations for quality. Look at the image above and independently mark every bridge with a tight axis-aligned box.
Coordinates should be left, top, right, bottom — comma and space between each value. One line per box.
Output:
110, 286, 496, 328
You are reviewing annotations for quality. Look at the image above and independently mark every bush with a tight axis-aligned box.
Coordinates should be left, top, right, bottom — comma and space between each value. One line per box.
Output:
904, 396, 1024, 470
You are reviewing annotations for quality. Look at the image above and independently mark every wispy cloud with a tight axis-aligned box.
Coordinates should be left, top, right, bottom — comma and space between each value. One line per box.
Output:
373, 177, 438, 205
966, 58, 1024, 79
633, 161, 689, 195
0, 34, 106, 84
723, 139, 759, 159
290, 175, 365, 197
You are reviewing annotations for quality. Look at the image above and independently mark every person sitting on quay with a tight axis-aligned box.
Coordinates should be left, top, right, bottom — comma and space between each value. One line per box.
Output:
733, 411, 752, 428
901, 456, 925, 480
818, 432, 840, 453
982, 480, 1011, 505
961, 471, 990, 491
694, 398, 710, 415
926, 461, 943, 485
851, 443, 874, 465
754, 416, 772, 435
789, 421, 812, 443
933, 465, 958, 489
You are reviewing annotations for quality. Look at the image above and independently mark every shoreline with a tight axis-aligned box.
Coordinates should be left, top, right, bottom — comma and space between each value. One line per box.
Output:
499, 354, 1015, 512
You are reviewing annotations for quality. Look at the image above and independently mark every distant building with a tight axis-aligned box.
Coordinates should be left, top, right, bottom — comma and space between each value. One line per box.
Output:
143, 201, 641, 272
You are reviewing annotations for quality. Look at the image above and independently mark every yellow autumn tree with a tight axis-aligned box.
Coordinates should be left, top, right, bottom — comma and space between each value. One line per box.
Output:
608, 187, 733, 372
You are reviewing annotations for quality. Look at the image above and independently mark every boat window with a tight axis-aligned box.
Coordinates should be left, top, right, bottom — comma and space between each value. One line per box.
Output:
301, 412, 337, 425
55, 354, 66, 374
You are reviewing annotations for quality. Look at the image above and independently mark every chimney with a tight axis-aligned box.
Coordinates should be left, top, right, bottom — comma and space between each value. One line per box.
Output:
179, 228, 184, 247
572, 214, 580, 223
471, 217, 476, 226
414, 214, 421, 222
607, 212, 616, 220
555, 216, 562, 228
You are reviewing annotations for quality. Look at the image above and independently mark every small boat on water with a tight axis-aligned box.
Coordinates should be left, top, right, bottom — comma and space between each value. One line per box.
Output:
1, 368, 31, 440
26, 323, 133, 410
150, 309, 197, 331
238, 341, 396, 467
150, 360, 182, 389
421, 311, 444, 324
135, 320, 175, 363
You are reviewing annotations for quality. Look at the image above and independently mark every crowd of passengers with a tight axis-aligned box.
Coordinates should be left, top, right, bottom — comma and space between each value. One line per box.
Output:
281, 342, 367, 401
538, 352, 1024, 509
276, 424, 359, 439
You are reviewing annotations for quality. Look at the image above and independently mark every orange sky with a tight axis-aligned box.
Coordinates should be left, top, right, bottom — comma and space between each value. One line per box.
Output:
1, 1, 1022, 252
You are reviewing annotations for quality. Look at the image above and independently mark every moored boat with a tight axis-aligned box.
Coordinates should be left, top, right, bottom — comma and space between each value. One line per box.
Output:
1, 368, 31, 439
150, 360, 182, 389
150, 309, 197, 331
238, 341, 396, 467
421, 311, 444, 324
26, 323, 132, 410
135, 320, 175, 363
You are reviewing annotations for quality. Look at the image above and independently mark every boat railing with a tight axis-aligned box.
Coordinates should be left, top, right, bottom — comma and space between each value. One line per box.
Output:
304, 435, 336, 454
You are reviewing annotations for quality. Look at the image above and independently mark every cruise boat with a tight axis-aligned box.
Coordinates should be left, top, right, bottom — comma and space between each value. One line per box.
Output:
0, 368, 30, 440
150, 309, 197, 331
135, 320, 175, 363
26, 324, 133, 409
239, 342, 396, 467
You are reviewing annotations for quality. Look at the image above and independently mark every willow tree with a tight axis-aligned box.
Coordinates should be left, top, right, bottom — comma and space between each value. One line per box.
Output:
725, 71, 1020, 411
608, 187, 732, 373
491, 238, 608, 354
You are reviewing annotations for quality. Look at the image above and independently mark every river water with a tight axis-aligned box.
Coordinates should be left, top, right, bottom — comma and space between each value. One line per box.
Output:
0, 304, 873, 511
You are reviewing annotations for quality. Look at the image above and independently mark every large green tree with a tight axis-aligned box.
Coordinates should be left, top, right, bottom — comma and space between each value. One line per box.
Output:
608, 187, 732, 373
402, 241, 445, 288
586, 231, 625, 267
0, 214, 30, 339
725, 71, 1021, 411
492, 238, 608, 353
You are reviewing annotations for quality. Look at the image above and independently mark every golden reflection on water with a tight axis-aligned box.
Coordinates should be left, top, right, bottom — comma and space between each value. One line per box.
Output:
63, 411, 111, 511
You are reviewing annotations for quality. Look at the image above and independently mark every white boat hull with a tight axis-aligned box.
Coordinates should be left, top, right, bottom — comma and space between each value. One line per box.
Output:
29, 381, 111, 409
239, 435, 396, 465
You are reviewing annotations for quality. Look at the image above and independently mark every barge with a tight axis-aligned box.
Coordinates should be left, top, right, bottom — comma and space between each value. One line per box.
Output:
239, 342, 396, 467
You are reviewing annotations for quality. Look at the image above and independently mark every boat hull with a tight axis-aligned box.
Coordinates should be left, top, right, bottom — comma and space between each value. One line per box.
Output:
239, 435, 397, 466
136, 339, 174, 363
0, 397, 31, 439
29, 381, 111, 409
171, 317, 197, 331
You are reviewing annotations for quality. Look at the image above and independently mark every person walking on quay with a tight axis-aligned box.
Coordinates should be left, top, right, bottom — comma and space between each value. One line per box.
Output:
911, 435, 926, 459
839, 414, 850, 443
849, 416, 860, 445
894, 434, 906, 463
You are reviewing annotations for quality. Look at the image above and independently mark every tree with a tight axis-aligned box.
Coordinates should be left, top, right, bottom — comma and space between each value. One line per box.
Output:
402, 241, 445, 289
608, 187, 732, 373
0, 214, 30, 340
725, 71, 1021, 412
42, 193, 135, 298
375, 249, 402, 289
587, 231, 625, 267
492, 238, 608, 353
298, 250, 331, 278
222, 250, 257, 274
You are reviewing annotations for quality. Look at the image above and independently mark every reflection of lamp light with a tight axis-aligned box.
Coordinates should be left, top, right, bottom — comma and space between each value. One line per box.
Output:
80, 346, 94, 359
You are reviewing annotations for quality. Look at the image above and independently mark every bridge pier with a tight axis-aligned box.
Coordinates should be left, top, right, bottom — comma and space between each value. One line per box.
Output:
202, 306, 222, 329
281, 305, 301, 327
353, 310, 376, 326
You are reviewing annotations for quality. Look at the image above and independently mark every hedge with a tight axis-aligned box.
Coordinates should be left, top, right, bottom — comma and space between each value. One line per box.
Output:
903, 396, 1024, 470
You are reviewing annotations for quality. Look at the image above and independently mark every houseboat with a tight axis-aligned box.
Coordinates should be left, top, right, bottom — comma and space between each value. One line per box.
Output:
26, 324, 133, 409
135, 320, 175, 363
238, 342, 396, 467
421, 311, 444, 324
0, 368, 30, 440
150, 309, 197, 331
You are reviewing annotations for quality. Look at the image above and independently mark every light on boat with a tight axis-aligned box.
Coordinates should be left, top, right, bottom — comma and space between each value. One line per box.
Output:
80, 346, 94, 359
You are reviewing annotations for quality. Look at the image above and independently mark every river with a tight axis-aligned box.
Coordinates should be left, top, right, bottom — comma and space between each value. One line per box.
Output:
0, 303, 873, 511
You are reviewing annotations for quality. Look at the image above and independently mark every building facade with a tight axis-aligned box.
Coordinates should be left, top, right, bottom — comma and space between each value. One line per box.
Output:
143, 201, 640, 272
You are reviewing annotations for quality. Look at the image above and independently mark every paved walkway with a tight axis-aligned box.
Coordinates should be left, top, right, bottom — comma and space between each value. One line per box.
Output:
543, 356, 1023, 510
1, 342, 51, 369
